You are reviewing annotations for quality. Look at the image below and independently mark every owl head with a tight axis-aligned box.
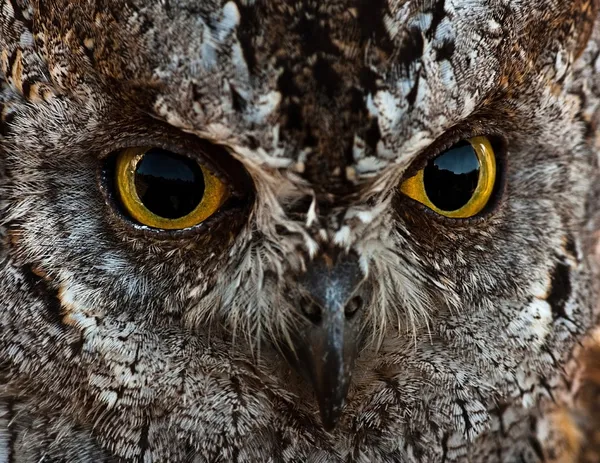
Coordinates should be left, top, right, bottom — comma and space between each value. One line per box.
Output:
1, 0, 599, 461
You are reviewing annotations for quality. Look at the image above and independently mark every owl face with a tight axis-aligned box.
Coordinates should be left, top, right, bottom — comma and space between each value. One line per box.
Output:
1, 0, 599, 461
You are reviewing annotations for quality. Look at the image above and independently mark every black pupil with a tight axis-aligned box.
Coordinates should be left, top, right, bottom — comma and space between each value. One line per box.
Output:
423, 141, 480, 211
134, 149, 205, 219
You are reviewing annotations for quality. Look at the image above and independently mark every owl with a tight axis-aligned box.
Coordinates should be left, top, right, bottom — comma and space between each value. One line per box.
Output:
2, 0, 600, 461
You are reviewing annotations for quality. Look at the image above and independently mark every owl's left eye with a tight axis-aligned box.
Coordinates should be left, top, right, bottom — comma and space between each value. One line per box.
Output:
400, 136, 497, 218
115, 147, 229, 229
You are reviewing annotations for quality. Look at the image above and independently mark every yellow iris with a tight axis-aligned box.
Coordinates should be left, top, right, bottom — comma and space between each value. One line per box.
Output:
115, 147, 229, 229
400, 136, 496, 218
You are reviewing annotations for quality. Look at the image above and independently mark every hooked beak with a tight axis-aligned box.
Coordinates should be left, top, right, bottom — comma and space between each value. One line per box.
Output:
286, 252, 366, 431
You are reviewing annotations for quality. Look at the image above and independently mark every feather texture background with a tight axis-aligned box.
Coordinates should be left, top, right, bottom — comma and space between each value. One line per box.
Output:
1, 0, 600, 461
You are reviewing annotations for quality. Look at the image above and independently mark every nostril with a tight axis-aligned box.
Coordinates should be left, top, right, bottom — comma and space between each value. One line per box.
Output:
301, 303, 323, 325
345, 296, 363, 320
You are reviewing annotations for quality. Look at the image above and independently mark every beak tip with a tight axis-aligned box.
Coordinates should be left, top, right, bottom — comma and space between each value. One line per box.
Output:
321, 419, 338, 433
314, 380, 349, 432
319, 404, 344, 432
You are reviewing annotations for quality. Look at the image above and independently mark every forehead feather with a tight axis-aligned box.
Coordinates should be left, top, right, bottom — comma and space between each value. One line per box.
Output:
31, 0, 595, 185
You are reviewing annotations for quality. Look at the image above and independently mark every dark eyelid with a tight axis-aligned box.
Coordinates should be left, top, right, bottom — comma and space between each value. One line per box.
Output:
399, 123, 508, 182
96, 132, 252, 198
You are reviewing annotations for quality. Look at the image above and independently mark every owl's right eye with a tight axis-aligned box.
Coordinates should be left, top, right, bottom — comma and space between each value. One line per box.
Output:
114, 147, 230, 230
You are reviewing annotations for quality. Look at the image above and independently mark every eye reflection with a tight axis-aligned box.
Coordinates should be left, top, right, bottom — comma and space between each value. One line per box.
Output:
134, 149, 206, 219
423, 141, 481, 212
400, 136, 497, 218
115, 147, 229, 229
